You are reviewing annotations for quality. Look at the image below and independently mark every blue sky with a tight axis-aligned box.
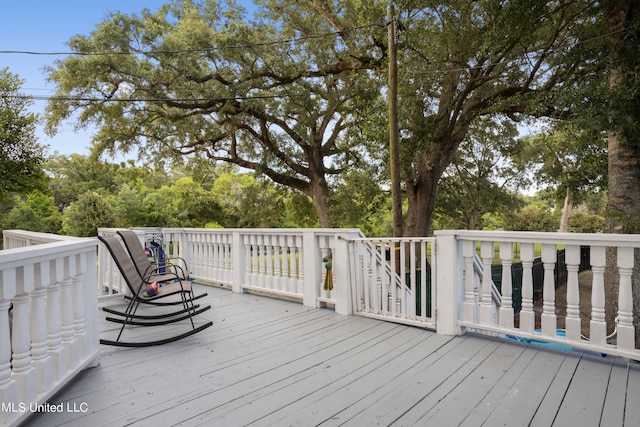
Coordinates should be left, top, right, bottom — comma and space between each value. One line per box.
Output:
1, 0, 256, 160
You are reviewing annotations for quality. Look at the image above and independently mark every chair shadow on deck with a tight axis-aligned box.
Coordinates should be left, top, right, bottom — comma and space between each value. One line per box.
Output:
98, 235, 213, 347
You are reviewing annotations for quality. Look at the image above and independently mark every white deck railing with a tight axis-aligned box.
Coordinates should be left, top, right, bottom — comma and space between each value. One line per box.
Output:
97, 228, 362, 314
436, 230, 640, 361
0, 232, 100, 427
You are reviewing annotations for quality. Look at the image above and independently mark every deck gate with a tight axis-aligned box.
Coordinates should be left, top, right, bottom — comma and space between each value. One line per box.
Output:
347, 237, 436, 329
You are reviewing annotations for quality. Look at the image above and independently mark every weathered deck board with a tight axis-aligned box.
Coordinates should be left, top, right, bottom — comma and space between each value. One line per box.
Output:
22, 285, 640, 427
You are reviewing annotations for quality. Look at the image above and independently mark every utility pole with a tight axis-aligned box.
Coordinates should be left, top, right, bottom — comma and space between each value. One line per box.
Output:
388, 5, 403, 238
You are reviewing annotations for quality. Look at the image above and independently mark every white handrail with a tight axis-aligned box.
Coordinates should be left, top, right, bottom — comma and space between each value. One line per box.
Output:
0, 237, 100, 427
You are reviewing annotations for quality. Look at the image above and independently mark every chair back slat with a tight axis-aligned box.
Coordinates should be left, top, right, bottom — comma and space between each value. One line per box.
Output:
99, 235, 144, 295
117, 230, 153, 277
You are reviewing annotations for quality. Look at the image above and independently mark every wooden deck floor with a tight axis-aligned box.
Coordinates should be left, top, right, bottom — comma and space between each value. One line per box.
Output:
22, 284, 640, 427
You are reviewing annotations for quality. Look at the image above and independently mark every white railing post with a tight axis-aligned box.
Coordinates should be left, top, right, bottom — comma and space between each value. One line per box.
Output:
434, 231, 463, 335
302, 231, 321, 308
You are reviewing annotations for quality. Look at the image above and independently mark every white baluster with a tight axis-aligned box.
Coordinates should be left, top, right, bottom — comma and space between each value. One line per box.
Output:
265, 235, 273, 290
252, 235, 260, 287
616, 247, 635, 350
30, 285, 50, 392
0, 296, 16, 408
399, 240, 407, 317
409, 240, 417, 318
274, 238, 282, 292
212, 234, 220, 280
386, 240, 394, 315
462, 240, 476, 324
564, 245, 582, 341
296, 235, 304, 295
519, 243, 535, 332
243, 235, 251, 285
60, 257, 76, 368
590, 246, 607, 346
479, 241, 494, 326
420, 240, 428, 320
499, 242, 514, 329
259, 235, 267, 288
219, 234, 227, 283
541, 244, 557, 336
47, 259, 66, 380
287, 235, 296, 294
364, 246, 373, 312
11, 290, 36, 403
73, 253, 87, 359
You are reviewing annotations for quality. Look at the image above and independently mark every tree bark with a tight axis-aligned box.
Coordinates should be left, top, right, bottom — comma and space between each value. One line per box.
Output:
404, 146, 460, 237
558, 187, 574, 233
603, 0, 640, 343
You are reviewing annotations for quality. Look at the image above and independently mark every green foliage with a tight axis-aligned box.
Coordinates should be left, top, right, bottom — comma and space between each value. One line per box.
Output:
2, 191, 62, 233
433, 118, 527, 230
329, 166, 391, 236
519, 124, 607, 202
504, 205, 558, 232
0, 68, 48, 201
62, 191, 116, 237
212, 172, 289, 228
570, 211, 605, 233
46, 154, 121, 210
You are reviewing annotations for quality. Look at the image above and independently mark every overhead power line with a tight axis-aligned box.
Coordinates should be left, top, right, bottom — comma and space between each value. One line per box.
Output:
0, 23, 383, 57
0, 93, 305, 103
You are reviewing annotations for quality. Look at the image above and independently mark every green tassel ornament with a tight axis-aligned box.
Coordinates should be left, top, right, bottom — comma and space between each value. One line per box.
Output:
323, 256, 333, 291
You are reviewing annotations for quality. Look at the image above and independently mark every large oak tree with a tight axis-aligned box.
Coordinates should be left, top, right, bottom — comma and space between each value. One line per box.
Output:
396, 0, 604, 236
45, 0, 385, 227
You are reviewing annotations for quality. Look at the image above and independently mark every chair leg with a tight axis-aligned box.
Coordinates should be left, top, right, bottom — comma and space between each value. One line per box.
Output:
115, 298, 140, 342
183, 292, 196, 329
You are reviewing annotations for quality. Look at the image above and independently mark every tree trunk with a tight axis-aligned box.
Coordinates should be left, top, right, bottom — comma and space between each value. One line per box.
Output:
558, 187, 574, 233
307, 178, 331, 228
404, 155, 444, 237
605, 130, 640, 339
604, 0, 640, 343
466, 211, 479, 231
